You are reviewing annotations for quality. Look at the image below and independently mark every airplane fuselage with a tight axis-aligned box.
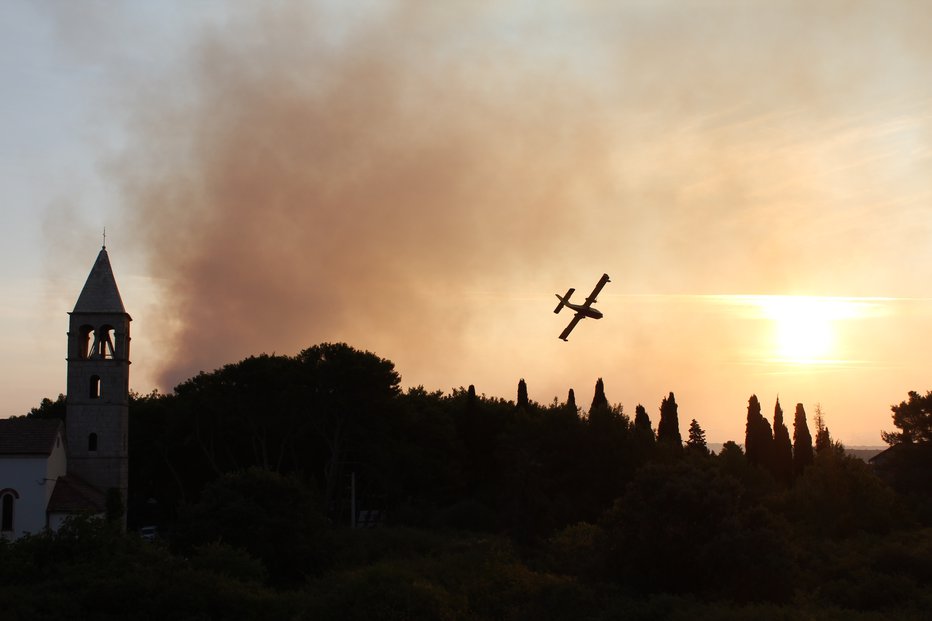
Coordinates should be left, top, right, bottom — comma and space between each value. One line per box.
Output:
555, 295, 603, 319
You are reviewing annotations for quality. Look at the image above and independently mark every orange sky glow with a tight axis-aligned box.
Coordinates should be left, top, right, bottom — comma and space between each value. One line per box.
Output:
4, 2, 932, 446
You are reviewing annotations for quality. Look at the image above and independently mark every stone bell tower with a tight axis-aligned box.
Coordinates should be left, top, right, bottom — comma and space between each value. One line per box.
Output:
65, 245, 130, 518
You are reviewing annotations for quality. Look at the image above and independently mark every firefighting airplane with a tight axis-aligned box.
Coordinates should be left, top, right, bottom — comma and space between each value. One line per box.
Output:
553, 273, 611, 341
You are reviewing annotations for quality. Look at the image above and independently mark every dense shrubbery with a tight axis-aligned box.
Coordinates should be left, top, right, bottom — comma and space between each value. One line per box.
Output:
10, 343, 929, 618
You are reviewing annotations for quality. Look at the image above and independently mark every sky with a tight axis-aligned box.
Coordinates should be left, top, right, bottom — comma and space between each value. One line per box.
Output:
3, 0, 932, 445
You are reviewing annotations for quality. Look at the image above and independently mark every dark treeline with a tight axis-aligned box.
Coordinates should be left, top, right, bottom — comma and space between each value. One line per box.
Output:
6, 342, 931, 620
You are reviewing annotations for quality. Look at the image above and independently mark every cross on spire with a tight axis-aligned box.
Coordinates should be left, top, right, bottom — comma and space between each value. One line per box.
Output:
102, 227, 107, 249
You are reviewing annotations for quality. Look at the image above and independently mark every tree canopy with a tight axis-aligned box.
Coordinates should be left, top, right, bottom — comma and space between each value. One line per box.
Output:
14, 341, 932, 618
883, 390, 932, 445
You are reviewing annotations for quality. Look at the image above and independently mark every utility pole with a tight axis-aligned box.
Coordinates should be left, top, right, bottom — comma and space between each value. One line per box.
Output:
350, 471, 356, 529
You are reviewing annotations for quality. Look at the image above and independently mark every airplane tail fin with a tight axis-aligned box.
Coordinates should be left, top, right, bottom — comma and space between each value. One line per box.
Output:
553, 288, 575, 313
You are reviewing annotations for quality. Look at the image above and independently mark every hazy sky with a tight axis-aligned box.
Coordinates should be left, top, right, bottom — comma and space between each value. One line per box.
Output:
4, 0, 932, 445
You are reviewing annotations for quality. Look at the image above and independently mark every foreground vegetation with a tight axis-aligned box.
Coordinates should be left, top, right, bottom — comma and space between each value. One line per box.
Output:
10, 343, 930, 619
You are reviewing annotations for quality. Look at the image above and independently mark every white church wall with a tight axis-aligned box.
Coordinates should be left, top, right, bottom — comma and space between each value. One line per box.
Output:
0, 455, 50, 539
44, 432, 67, 507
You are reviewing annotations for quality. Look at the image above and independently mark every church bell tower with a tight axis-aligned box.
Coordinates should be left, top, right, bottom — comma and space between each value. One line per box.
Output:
66, 245, 130, 518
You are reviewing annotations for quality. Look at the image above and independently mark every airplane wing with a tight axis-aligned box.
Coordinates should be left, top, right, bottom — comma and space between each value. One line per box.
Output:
559, 314, 584, 341
583, 273, 611, 307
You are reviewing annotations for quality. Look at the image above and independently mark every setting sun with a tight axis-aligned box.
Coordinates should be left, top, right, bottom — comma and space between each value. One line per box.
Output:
755, 296, 865, 364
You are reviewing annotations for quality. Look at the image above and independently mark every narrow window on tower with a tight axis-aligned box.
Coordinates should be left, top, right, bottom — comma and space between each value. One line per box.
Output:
78, 325, 94, 359
88, 433, 98, 452
90, 375, 102, 399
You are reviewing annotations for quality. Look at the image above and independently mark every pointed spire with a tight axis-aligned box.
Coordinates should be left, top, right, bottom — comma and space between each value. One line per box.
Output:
72, 247, 126, 314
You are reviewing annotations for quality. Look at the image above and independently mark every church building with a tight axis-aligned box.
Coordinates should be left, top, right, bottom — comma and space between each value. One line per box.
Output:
0, 246, 130, 539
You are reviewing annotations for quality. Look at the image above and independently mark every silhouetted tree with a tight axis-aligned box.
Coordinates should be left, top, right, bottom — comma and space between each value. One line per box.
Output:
883, 390, 932, 445
628, 403, 656, 465
745, 395, 760, 456
590, 378, 609, 413
813, 404, 832, 454
566, 389, 577, 414
295, 343, 402, 508
745, 395, 776, 471
772, 398, 793, 485
716, 441, 745, 474
383, 386, 460, 516
587, 378, 616, 432
657, 392, 682, 447
456, 384, 501, 504
634, 404, 651, 435
745, 395, 766, 467
792, 403, 814, 478
516, 379, 529, 410
579, 379, 635, 515
685, 419, 708, 455
25, 394, 67, 420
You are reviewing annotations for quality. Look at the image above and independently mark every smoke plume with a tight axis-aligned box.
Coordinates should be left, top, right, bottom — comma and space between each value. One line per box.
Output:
104, 1, 932, 397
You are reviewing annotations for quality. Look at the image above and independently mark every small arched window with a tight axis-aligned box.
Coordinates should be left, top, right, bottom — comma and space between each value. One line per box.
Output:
1, 491, 16, 532
90, 375, 101, 399
88, 433, 98, 452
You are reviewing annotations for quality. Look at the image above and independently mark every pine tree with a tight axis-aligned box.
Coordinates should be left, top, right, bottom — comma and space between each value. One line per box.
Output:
883, 390, 932, 445
657, 392, 682, 446
772, 397, 794, 485
813, 404, 832, 453
685, 419, 708, 454
792, 403, 814, 477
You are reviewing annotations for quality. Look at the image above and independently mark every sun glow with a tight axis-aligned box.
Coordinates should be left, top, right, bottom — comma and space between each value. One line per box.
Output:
755, 296, 865, 364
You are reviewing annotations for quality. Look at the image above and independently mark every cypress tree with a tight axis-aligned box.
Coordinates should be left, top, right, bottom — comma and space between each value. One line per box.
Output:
517, 378, 529, 410
792, 403, 814, 477
634, 404, 653, 437
760, 415, 774, 473
745, 395, 764, 466
590, 378, 609, 413
566, 388, 577, 413
632, 403, 655, 463
657, 392, 682, 446
772, 398, 794, 485
745, 394, 775, 469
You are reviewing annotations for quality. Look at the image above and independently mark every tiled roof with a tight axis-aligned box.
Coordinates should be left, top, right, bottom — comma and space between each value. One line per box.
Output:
47, 474, 106, 514
72, 247, 127, 314
0, 418, 63, 455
